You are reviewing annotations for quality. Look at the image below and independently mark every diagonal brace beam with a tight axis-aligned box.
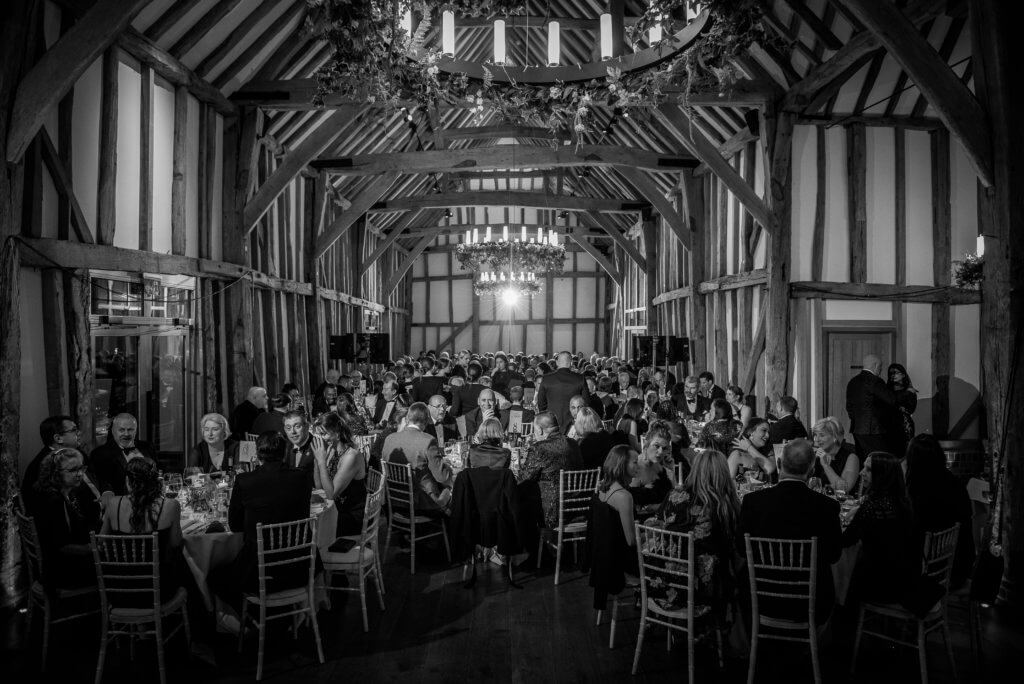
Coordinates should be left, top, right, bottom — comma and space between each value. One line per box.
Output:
314, 172, 400, 259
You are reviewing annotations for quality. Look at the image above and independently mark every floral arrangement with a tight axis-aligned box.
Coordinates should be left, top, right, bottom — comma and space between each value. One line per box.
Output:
953, 252, 984, 289
304, 0, 774, 138
456, 239, 566, 274
474, 278, 543, 298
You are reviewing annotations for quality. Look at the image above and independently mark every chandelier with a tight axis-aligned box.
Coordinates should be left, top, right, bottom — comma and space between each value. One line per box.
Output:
456, 225, 566, 299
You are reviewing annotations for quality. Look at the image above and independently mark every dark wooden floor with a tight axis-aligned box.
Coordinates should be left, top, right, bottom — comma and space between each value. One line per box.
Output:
1, 541, 1019, 683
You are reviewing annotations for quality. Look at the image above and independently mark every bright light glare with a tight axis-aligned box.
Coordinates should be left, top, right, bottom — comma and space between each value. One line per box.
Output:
502, 288, 520, 306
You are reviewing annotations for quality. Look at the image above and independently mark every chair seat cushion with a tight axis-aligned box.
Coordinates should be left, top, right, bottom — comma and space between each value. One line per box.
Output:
243, 585, 311, 607
110, 587, 188, 619
864, 600, 943, 619
647, 597, 711, 620
392, 512, 441, 524
322, 545, 375, 567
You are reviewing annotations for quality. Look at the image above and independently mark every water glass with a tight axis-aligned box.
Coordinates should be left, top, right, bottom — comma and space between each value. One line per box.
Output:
834, 483, 847, 503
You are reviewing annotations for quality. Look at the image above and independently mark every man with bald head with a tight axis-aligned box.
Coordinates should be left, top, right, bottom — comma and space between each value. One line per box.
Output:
845, 353, 899, 459
464, 388, 509, 438
536, 351, 589, 436
90, 413, 157, 495
230, 386, 268, 442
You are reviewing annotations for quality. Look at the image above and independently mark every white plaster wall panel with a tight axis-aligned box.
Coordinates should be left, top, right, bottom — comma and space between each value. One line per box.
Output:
866, 127, 896, 284
552, 278, 573, 317
428, 282, 449, 323
114, 59, 142, 250
72, 58, 102, 237
151, 79, 175, 254
211, 115, 223, 261
950, 136, 979, 259
576, 278, 596, 315
952, 304, 982, 390
753, 230, 766, 269
754, 137, 764, 199
412, 253, 425, 278
41, 169, 58, 238
576, 252, 598, 272
904, 302, 934, 433
411, 282, 427, 324
478, 297, 496, 322
185, 95, 201, 257
857, 53, 903, 119
576, 324, 597, 355
790, 124, 816, 281
454, 325, 473, 352
18, 271, 49, 480
552, 324, 573, 354
822, 127, 849, 281
426, 252, 448, 276
480, 324, 501, 353
824, 300, 893, 321
904, 131, 934, 285
153, 0, 218, 53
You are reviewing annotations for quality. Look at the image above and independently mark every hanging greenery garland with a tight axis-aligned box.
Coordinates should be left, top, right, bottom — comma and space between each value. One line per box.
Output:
304, 0, 776, 137
455, 240, 566, 274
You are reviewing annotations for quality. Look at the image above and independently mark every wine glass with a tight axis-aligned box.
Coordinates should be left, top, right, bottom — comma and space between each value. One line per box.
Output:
834, 483, 848, 503
808, 477, 823, 494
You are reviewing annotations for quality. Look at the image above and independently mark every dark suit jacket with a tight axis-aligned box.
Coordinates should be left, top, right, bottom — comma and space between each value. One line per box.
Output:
188, 440, 241, 473
229, 400, 264, 442
21, 446, 52, 511
769, 415, 809, 444
536, 368, 589, 435
227, 461, 312, 592
845, 370, 897, 435
372, 398, 398, 425
411, 375, 445, 403
464, 407, 509, 441
382, 426, 453, 512
428, 417, 461, 446
703, 384, 727, 402
739, 480, 842, 621
286, 436, 316, 477
579, 430, 616, 470
451, 383, 484, 417
673, 394, 710, 420
89, 439, 157, 495
468, 443, 511, 469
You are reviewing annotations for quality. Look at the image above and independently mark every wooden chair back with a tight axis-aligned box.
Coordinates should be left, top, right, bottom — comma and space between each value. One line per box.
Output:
91, 532, 161, 608
923, 523, 960, 591
360, 474, 387, 545
555, 468, 601, 527
635, 523, 696, 614
744, 535, 818, 626
365, 467, 383, 498
254, 518, 317, 599
383, 461, 415, 514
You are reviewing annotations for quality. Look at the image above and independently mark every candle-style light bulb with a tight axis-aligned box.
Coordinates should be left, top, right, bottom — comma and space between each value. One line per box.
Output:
442, 11, 455, 57
485, 226, 492, 242
465, 230, 471, 243
547, 21, 560, 66
521, 226, 526, 242
494, 19, 506, 65
503, 225, 508, 241
472, 227, 479, 244
600, 13, 613, 60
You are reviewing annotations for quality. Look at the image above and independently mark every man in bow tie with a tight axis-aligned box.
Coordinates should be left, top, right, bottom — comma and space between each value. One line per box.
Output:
282, 410, 316, 479
89, 413, 156, 496
427, 395, 460, 446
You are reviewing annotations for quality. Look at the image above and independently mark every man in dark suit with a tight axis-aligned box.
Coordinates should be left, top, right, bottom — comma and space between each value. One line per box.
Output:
451, 361, 485, 416
506, 385, 535, 431
536, 351, 590, 435
372, 379, 401, 426
281, 410, 317, 476
213, 431, 312, 607
382, 403, 453, 514
698, 371, 726, 402
411, 358, 445, 403
739, 439, 842, 623
769, 396, 809, 445
464, 389, 510, 439
89, 413, 157, 496
672, 375, 710, 420
427, 395, 460, 446
22, 415, 82, 509
845, 354, 898, 459
229, 386, 268, 441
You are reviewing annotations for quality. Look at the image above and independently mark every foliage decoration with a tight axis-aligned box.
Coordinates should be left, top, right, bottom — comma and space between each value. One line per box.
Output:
456, 240, 566, 275
474, 279, 543, 298
304, 0, 776, 138
953, 252, 984, 289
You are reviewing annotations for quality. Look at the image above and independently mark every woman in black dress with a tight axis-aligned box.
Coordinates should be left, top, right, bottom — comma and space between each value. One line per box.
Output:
468, 418, 511, 469
188, 412, 240, 473
698, 399, 742, 455
887, 363, 918, 458
584, 445, 639, 610
311, 413, 368, 537
575, 407, 614, 470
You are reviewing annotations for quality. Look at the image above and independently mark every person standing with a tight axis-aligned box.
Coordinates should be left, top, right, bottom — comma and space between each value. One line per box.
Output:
536, 351, 589, 436
887, 363, 918, 459
845, 354, 898, 461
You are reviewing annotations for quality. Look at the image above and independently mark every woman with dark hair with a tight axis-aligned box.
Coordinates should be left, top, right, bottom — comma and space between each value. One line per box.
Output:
887, 363, 918, 456
728, 417, 777, 481
100, 457, 184, 604
32, 448, 100, 589
698, 399, 742, 454
311, 412, 368, 537
584, 445, 639, 609
336, 392, 370, 436
612, 397, 645, 452
725, 385, 753, 426
369, 394, 411, 472
906, 434, 975, 588
842, 451, 922, 603
649, 450, 740, 636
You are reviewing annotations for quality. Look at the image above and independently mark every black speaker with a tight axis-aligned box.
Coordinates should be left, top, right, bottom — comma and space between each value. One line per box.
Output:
668, 336, 691, 364
631, 335, 666, 366
329, 334, 354, 360
354, 333, 390, 363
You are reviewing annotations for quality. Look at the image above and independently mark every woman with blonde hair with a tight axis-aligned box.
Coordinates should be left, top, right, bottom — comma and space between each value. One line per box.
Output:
811, 416, 859, 493
189, 412, 239, 472
468, 417, 511, 469
576, 407, 614, 469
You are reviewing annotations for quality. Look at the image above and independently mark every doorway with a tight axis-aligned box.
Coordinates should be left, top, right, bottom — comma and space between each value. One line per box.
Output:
824, 329, 895, 434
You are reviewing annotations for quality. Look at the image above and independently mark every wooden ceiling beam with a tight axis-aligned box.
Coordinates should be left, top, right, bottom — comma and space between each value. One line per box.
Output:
369, 191, 647, 214
6, 0, 150, 163
837, 0, 992, 187
441, 125, 567, 141
615, 165, 692, 251
359, 210, 439, 275
314, 171, 400, 259
778, 0, 844, 50
586, 211, 646, 271
311, 144, 696, 175
570, 235, 622, 287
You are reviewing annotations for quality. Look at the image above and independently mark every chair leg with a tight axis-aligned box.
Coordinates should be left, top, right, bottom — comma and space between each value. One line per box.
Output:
536, 530, 544, 570
851, 604, 865, 673
383, 516, 393, 562
359, 571, 369, 633
941, 617, 957, 683
609, 599, 619, 649
376, 556, 386, 596
809, 624, 821, 684
747, 622, 759, 684
181, 605, 192, 648
917, 620, 929, 684
129, 623, 136, 661
237, 604, 247, 653
373, 566, 386, 610
41, 600, 51, 672
687, 632, 695, 684
631, 614, 647, 675
596, 609, 603, 627
309, 593, 325, 664
256, 606, 267, 682
715, 622, 724, 669
410, 520, 416, 574
554, 526, 564, 586
441, 519, 452, 563
94, 612, 109, 684
155, 616, 167, 684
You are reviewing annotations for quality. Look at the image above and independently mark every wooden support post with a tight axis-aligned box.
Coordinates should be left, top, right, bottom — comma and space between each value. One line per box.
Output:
171, 85, 188, 255
764, 110, 796, 404
97, 48, 118, 245
64, 270, 94, 452
41, 271, 70, 415
847, 123, 867, 282
681, 170, 707, 373
641, 215, 659, 335
139, 64, 153, 252
930, 128, 951, 437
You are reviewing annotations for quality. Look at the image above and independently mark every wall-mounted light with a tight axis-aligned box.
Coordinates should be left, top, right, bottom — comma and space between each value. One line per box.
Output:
494, 19, 506, 64
977, 234, 986, 257
600, 13, 613, 60
547, 21, 560, 66
442, 11, 455, 57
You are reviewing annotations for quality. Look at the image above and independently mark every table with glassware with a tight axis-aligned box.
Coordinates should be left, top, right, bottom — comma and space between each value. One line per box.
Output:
168, 472, 338, 610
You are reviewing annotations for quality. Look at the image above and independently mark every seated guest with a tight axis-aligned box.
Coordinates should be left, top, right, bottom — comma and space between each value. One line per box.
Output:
477, 375, 509, 408
250, 392, 290, 436
282, 409, 316, 474
728, 418, 777, 482
673, 375, 710, 421
211, 432, 312, 609
517, 412, 582, 529
842, 451, 922, 605
310, 413, 367, 537
370, 395, 411, 467
612, 398, 646, 452
188, 412, 240, 473
99, 457, 183, 605
726, 385, 754, 426
229, 386, 268, 441
698, 399, 742, 455
505, 385, 535, 429
382, 402, 453, 514
698, 371, 727, 402
468, 418, 511, 469
629, 421, 676, 509
372, 379, 401, 427
667, 419, 697, 483
427, 395, 460, 445
576, 407, 614, 470
768, 396, 808, 444
489, 352, 523, 396
312, 382, 339, 418
811, 416, 859, 493
451, 362, 485, 416
281, 382, 302, 410
642, 390, 660, 424
336, 392, 370, 436
22, 415, 86, 513
464, 389, 509, 438
313, 368, 341, 402
648, 450, 739, 638
410, 357, 445, 403
739, 439, 842, 623
905, 435, 975, 588
594, 376, 618, 420
31, 448, 99, 589
585, 445, 639, 610
585, 377, 605, 418
90, 413, 157, 496
614, 370, 634, 396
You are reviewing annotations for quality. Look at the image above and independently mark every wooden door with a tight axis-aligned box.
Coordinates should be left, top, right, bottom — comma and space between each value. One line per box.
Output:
825, 330, 895, 434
